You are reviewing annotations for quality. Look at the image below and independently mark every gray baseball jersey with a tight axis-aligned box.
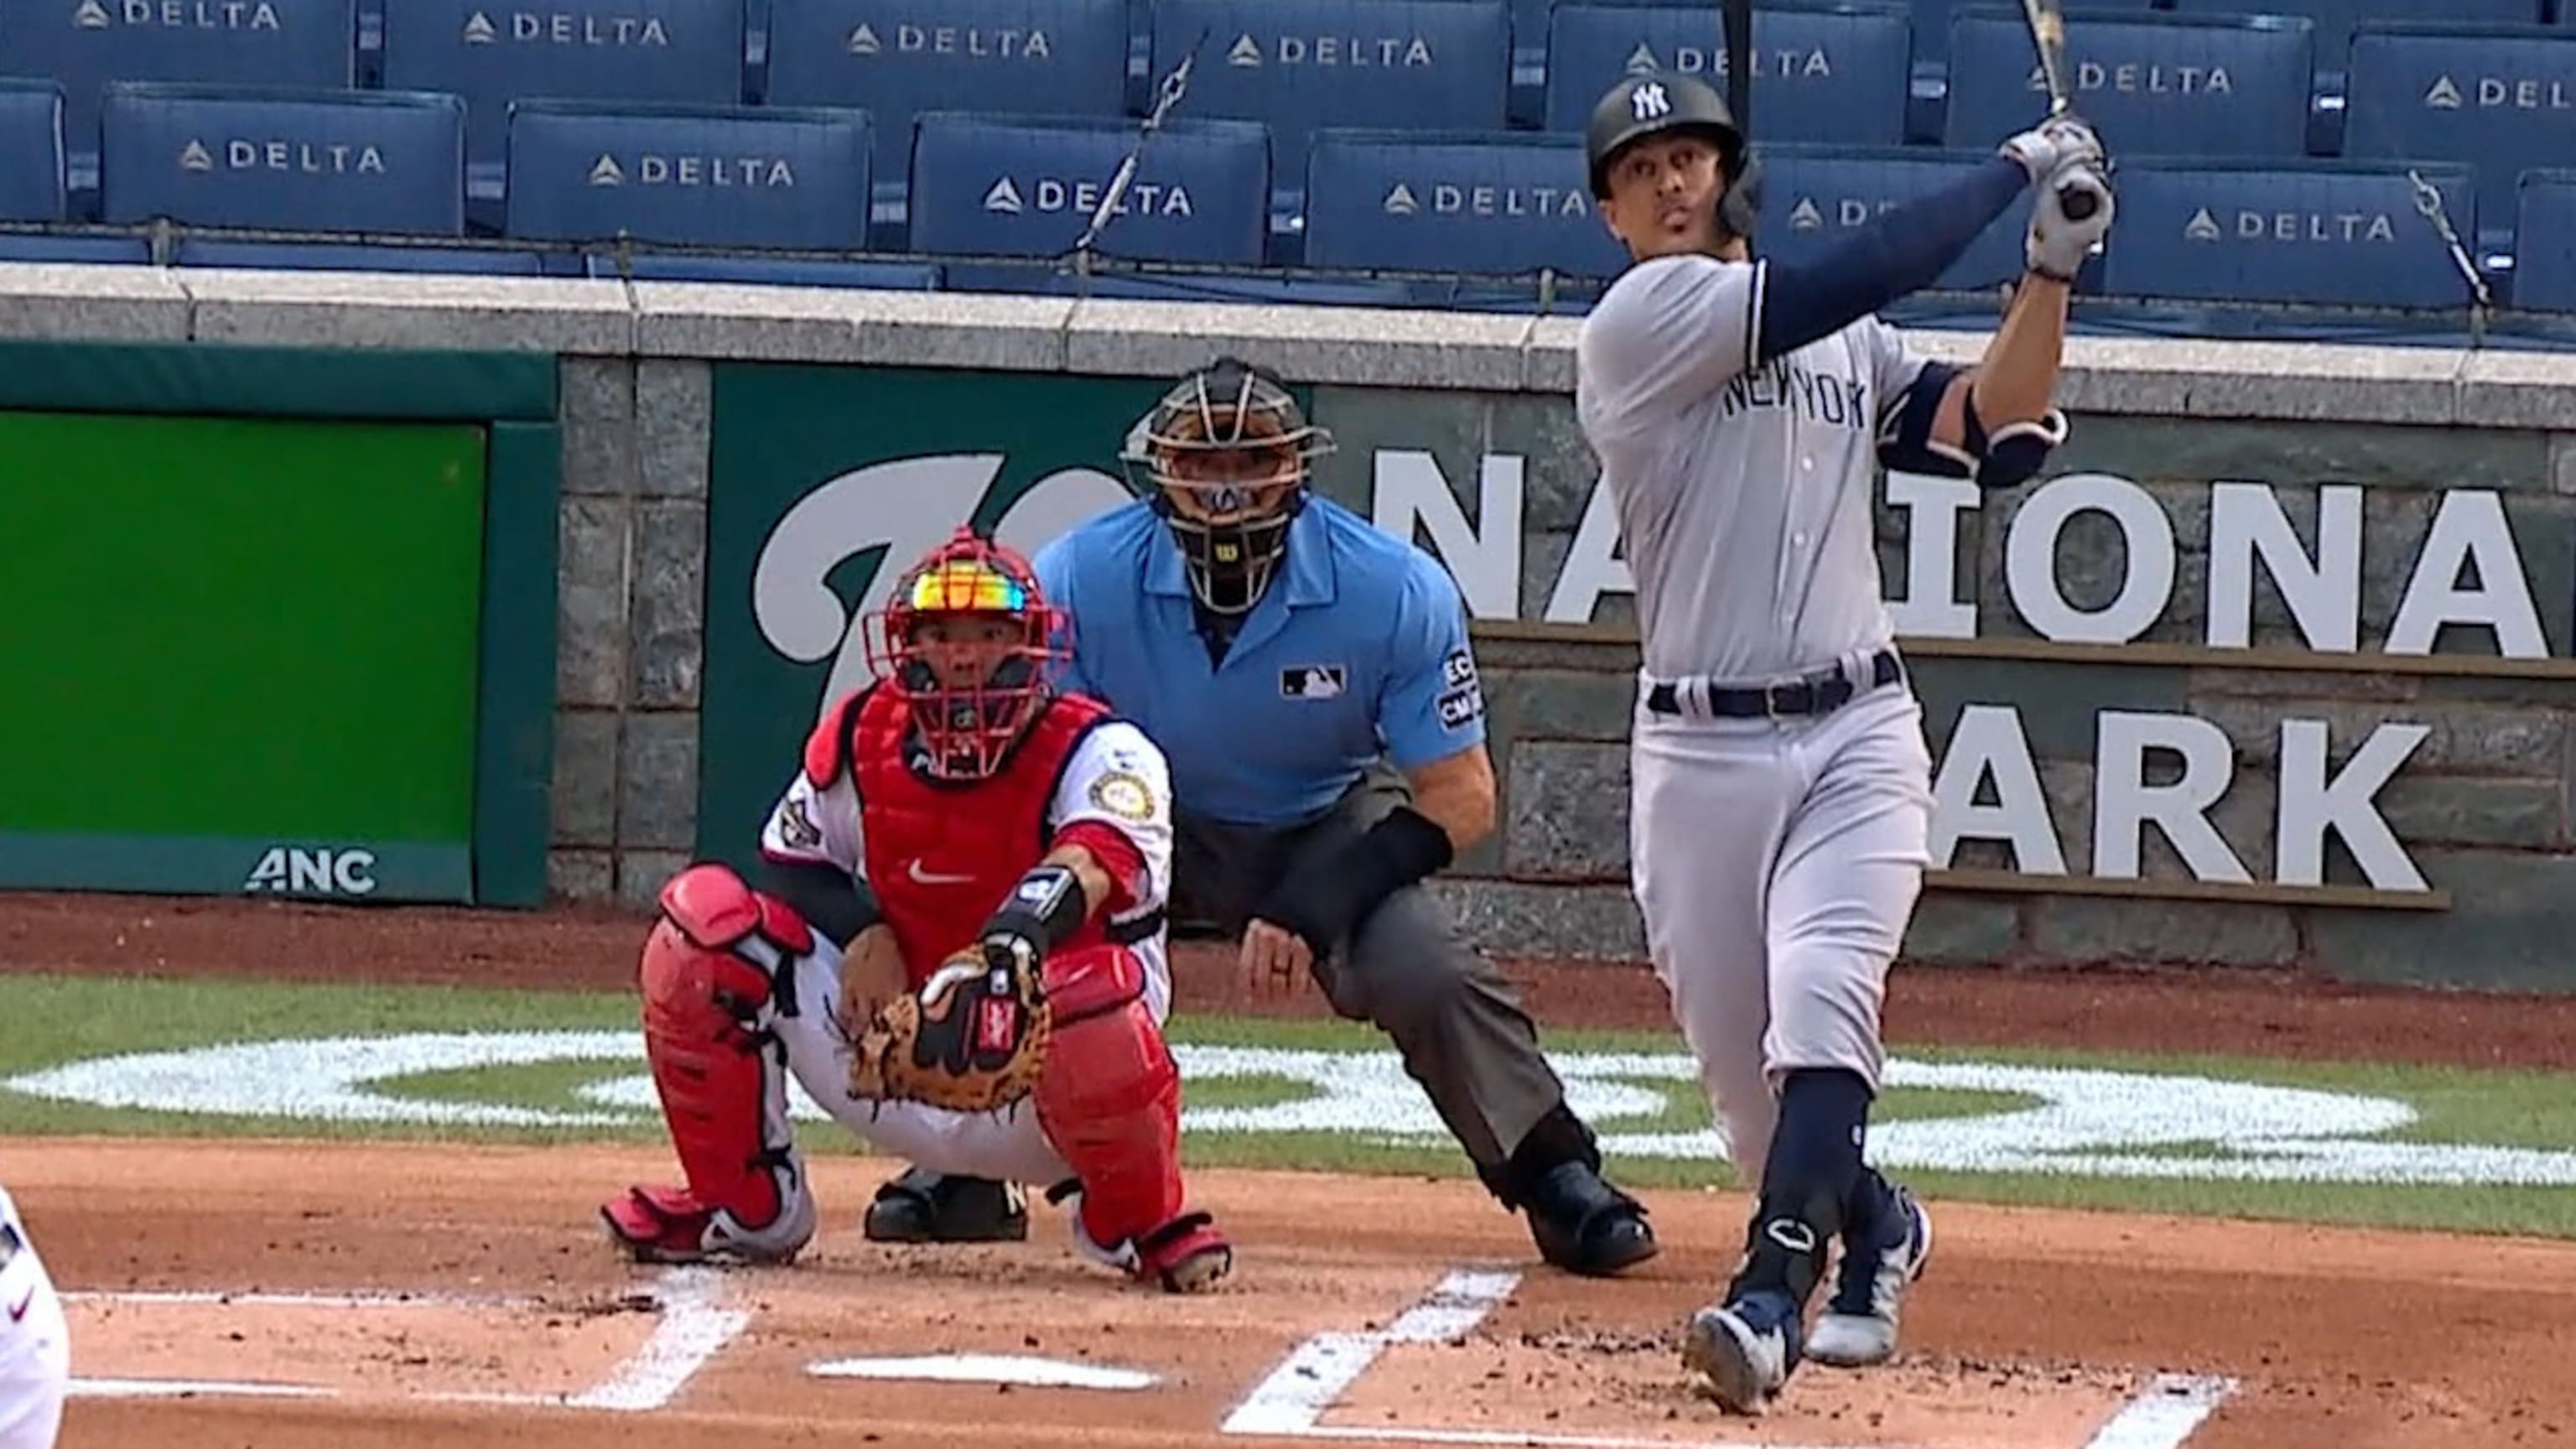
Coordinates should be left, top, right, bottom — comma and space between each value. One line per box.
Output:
1575, 254, 1929, 684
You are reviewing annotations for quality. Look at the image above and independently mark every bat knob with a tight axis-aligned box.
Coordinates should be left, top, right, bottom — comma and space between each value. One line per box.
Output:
2059, 185, 2100, 221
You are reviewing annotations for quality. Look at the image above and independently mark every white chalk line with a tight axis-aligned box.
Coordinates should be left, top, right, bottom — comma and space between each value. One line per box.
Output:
2083, 1374, 2237, 1449
60, 1266, 745, 1415
565, 1265, 748, 1411
63, 1288, 535, 1309
1221, 1268, 2239, 1449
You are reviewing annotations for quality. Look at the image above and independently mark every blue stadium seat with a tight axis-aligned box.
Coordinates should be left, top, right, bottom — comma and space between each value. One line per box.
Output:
0, 233, 152, 263
174, 237, 549, 273
0, 80, 68, 221
763, 0, 1130, 239
2165, 2, 2540, 73
1303, 129, 1627, 278
907, 112, 1271, 264
2343, 23, 2576, 236
1149, 0, 1511, 221
2512, 169, 2576, 312
505, 101, 870, 250
2096, 158, 2477, 309
584, 253, 943, 289
98, 82, 465, 233
1540, 2, 1912, 146
1755, 142, 2025, 290
381, 0, 745, 211
1943, 8, 2315, 158
2167, 2, 2544, 153
0, 0, 355, 200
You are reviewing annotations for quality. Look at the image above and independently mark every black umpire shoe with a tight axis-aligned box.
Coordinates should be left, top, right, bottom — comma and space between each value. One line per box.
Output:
1522, 1161, 1659, 1277
862, 1166, 1029, 1244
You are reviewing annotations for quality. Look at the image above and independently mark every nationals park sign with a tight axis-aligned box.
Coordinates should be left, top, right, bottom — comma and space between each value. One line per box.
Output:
701, 366, 2563, 901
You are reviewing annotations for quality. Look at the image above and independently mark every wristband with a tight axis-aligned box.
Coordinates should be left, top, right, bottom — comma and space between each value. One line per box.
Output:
982, 863, 1089, 959
1259, 806, 1456, 953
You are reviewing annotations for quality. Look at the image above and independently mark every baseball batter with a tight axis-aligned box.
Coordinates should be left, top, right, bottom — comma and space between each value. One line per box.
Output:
600, 528, 1232, 1294
1, 1184, 68, 1449
1572, 72, 2111, 1412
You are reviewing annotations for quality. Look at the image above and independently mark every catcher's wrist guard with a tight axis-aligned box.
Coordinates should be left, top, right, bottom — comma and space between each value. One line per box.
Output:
984, 863, 1089, 960
1259, 805, 1454, 953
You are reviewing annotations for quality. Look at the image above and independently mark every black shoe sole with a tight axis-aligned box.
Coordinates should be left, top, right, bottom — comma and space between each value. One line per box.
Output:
862, 1205, 1030, 1244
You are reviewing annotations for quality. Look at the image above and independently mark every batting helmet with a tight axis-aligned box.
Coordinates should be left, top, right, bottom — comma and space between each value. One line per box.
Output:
1585, 70, 1762, 243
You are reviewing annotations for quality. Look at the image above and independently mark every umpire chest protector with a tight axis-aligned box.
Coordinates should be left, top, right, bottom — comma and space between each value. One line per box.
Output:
803, 688, 1114, 979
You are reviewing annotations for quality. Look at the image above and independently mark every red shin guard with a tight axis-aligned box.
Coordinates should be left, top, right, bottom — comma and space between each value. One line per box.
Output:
1031, 947, 1187, 1249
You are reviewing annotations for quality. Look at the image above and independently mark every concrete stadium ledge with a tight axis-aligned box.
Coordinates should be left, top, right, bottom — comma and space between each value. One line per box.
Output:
5, 262, 2576, 428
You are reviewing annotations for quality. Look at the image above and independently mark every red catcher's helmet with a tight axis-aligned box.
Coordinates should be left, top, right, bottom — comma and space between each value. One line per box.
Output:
860, 527, 1067, 782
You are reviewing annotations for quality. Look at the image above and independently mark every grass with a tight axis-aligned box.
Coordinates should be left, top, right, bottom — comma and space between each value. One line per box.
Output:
4, 972, 2575, 1238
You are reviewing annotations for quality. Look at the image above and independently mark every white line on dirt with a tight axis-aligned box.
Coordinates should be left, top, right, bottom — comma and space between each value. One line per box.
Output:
564, 1266, 749, 1413
809, 1354, 1161, 1391
61, 1289, 532, 1309
69, 1377, 335, 1400
1220, 1268, 1521, 1437
2082, 1374, 2238, 1449
1223, 1268, 2240, 1449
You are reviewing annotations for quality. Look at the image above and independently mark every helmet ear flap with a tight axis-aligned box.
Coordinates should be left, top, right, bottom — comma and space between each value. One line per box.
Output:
1719, 149, 1763, 245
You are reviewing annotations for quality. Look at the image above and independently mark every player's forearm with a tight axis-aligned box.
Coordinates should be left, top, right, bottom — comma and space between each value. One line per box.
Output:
1758, 157, 2029, 363
1966, 273, 2071, 428
1036, 840, 1116, 927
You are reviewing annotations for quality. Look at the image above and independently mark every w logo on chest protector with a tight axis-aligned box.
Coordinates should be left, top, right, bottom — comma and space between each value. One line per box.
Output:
1720, 356, 1870, 431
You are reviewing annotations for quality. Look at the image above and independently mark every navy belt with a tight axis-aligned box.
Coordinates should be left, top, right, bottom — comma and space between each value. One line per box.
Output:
1646, 648, 1904, 719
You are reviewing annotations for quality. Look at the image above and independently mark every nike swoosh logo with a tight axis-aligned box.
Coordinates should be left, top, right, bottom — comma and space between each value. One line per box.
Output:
7, 1290, 31, 1322
906, 860, 977, 886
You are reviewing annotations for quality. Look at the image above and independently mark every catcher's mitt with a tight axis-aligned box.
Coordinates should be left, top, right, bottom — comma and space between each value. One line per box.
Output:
848, 938, 1050, 1113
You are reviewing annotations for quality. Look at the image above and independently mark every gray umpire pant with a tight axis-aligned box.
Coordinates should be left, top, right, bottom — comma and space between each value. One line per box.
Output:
1174, 768, 1574, 1196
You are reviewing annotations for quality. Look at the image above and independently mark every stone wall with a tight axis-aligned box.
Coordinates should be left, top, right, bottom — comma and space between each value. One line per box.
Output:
3, 266, 2568, 989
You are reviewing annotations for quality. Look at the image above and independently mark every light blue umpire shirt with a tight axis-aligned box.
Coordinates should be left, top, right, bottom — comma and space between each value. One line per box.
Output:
1031, 494, 1489, 828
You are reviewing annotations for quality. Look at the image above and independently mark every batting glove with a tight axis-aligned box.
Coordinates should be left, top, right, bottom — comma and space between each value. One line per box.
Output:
1998, 114, 2105, 185
2027, 158, 2115, 283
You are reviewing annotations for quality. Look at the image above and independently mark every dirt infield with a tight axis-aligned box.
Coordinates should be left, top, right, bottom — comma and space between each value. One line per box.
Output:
14, 1140, 2576, 1449
7, 892, 2576, 1447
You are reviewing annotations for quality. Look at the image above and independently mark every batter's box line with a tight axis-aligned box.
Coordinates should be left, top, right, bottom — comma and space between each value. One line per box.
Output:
1218, 1267, 2236, 1449
64, 1266, 747, 1414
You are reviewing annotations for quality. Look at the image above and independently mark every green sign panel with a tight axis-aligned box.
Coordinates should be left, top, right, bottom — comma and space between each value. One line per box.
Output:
0, 410, 487, 901
697, 363, 1218, 867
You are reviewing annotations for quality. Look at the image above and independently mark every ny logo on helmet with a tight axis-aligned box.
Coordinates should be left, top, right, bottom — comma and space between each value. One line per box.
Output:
1630, 81, 1670, 120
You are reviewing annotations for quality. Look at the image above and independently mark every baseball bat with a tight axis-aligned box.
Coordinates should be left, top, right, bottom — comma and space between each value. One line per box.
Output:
2019, 0, 2101, 221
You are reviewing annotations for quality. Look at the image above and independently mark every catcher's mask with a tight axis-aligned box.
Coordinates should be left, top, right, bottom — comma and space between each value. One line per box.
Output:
861, 527, 1066, 782
1120, 357, 1337, 615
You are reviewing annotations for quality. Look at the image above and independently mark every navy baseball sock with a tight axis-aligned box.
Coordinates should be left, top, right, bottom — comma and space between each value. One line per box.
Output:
1725, 1069, 1876, 1319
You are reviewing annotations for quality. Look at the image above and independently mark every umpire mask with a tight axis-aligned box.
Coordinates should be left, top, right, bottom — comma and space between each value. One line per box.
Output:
1122, 358, 1337, 615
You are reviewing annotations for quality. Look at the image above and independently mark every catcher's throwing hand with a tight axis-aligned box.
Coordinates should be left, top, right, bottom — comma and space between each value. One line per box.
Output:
847, 937, 1052, 1114
1240, 918, 1312, 999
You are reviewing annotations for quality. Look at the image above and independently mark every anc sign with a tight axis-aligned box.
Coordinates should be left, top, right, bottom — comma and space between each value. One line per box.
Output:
698, 364, 1293, 869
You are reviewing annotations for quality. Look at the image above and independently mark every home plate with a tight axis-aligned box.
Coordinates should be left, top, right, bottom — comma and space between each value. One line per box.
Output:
808, 1354, 1161, 1391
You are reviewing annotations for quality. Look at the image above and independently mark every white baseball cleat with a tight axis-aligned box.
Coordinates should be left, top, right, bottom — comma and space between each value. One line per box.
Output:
1807, 1187, 1933, 1368
1681, 1298, 1796, 1415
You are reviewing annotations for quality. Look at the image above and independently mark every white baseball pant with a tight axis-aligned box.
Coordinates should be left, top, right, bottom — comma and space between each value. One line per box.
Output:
1628, 682, 1933, 1187
0, 1191, 67, 1449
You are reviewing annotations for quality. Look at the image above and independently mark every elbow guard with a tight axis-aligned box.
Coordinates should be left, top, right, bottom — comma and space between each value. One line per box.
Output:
1875, 363, 1976, 479
1975, 409, 2069, 490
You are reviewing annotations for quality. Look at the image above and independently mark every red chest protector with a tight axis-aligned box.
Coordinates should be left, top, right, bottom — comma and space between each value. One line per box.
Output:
804, 687, 1115, 984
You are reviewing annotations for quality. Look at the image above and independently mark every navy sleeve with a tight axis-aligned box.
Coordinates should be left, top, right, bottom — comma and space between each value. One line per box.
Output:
1756, 156, 2029, 364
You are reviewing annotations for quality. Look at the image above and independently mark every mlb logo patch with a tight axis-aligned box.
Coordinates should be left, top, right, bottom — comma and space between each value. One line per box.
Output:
1280, 665, 1347, 699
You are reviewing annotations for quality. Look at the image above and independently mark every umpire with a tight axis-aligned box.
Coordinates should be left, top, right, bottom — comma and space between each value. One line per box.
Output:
861, 356, 1657, 1279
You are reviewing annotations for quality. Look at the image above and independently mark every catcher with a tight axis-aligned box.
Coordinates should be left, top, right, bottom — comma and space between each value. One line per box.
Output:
599, 527, 1233, 1294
